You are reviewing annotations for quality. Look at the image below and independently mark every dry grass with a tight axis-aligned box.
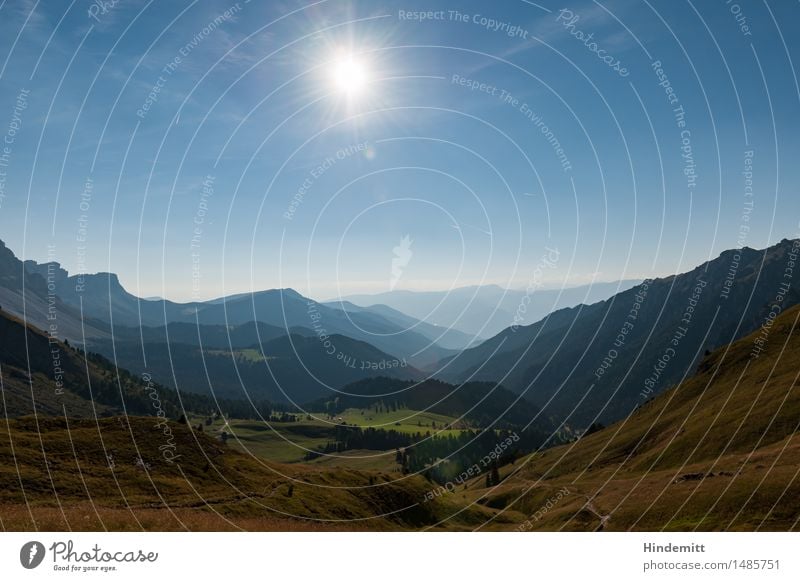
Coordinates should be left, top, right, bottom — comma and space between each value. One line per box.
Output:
461, 305, 800, 531
2, 307, 798, 531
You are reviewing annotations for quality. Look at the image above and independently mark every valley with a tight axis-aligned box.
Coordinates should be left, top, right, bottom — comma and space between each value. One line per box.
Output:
0, 237, 798, 531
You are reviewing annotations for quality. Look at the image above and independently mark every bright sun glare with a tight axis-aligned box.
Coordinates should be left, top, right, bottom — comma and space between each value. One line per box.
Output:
332, 56, 367, 96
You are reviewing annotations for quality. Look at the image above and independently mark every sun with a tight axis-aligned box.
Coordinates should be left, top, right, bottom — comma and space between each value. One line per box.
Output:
331, 55, 368, 96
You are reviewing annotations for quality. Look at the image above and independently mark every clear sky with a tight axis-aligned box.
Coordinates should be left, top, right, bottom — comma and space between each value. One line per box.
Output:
0, 0, 797, 301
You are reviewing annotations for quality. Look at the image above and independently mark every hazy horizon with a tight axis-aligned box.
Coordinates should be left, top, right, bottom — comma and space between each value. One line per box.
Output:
10, 231, 791, 303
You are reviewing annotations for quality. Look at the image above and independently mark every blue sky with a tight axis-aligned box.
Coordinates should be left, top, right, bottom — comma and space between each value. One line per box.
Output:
0, 0, 797, 301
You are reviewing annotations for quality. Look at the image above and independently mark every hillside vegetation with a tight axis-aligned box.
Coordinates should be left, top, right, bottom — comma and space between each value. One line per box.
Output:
463, 304, 800, 531
2, 305, 798, 531
0, 415, 468, 531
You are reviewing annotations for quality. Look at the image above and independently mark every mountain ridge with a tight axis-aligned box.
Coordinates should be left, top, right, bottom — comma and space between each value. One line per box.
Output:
438, 238, 800, 429
7, 242, 452, 368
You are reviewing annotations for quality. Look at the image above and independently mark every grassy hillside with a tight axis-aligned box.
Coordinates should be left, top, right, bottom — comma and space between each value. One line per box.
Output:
198, 408, 464, 464
461, 304, 800, 531
309, 377, 557, 433
0, 307, 118, 418
0, 415, 483, 531
209, 416, 340, 463
3, 299, 798, 531
0, 307, 493, 531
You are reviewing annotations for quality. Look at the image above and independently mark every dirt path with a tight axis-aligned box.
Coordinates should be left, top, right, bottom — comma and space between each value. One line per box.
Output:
583, 495, 611, 530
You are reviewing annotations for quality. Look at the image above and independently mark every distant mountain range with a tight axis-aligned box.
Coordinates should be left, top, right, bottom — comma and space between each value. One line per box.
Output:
22, 259, 454, 368
0, 242, 110, 341
0, 298, 550, 439
323, 299, 479, 351
4, 236, 799, 427
437, 239, 800, 429
100, 330, 423, 404
0, 239, 437, 402
333, 279, 641, 338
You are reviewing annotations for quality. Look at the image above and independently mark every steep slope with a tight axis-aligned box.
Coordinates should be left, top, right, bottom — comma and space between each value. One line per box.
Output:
0, 307, 113, 418
440, 239, 800, 428
0, 308, 274, 421
466, 304, 800, 531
